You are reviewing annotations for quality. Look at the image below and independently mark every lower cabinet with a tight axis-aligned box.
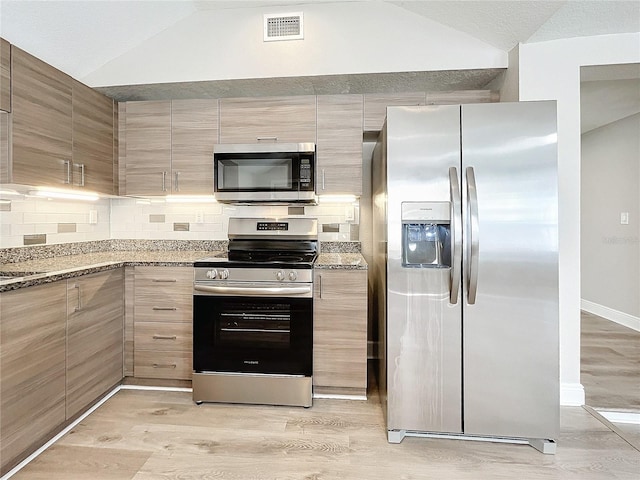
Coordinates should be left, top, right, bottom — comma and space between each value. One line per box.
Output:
313, 269, 368, 397
66, 269, 124, 420
0, 282, 67, 475
0, 270, 124, 475
133, 266, 193, 380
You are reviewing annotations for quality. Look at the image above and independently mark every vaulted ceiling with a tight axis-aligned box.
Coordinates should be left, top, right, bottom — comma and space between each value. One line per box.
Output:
1, 0, 639, 131
2, 0, 637, 82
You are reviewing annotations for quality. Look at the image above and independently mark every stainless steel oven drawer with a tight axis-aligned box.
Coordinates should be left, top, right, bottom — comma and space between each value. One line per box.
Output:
193, 372, 312, 407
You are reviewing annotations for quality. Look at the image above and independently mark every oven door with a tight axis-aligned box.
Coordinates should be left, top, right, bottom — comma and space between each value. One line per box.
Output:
193, 282, 313, 376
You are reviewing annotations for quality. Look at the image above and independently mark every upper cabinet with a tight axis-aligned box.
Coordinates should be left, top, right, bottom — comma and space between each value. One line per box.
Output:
0, 38, 10, 112
363, 90, 499, 132
123, 101, 171, 196
11, 46, 73, 187
363, 92, 426, 132
171, 99, 219, 195
72, 79, 114, 194
316, 94, 363, 196
0, 113, 8, 184
219, 96, 316, 144
122, 99, 218, 196
10, 46, 114, 193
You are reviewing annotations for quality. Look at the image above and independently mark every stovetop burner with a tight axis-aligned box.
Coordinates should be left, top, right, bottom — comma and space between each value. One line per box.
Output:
228, 251, 318, 264
194, 217, 319, 271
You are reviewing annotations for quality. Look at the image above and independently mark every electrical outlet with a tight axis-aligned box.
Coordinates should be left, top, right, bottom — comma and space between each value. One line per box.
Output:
620, 212, 629, 225
89, 210, 98, 224
195, 211, 205, 223
345, 206, 355, 222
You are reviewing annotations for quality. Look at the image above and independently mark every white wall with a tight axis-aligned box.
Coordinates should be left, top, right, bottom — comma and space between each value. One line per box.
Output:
518, 32, 640, 406
581, 114, 640, 322
82, 2, 506, 86
500, 45, 520, 102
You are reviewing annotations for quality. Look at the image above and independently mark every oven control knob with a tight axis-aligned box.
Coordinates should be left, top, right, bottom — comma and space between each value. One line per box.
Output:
219, 269, 229, 280
288, 271, 297, 281
206, 269, 217, 279
275, 270, 285, 281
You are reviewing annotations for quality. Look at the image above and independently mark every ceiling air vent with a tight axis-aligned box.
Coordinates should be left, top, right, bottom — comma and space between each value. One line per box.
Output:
263, 12, 303, 42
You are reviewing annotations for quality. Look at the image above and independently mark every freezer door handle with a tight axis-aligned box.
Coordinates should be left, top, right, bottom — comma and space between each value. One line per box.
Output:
466, 166, 479, 304
449, 167, 462, 304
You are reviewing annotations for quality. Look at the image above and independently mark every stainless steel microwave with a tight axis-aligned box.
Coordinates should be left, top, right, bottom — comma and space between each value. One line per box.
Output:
213, 143, 316, 203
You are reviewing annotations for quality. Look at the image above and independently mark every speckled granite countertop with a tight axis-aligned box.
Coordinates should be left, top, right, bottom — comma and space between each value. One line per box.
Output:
0, 249, 366, 291
314, 253, 368, 270
0, 250, 222, 292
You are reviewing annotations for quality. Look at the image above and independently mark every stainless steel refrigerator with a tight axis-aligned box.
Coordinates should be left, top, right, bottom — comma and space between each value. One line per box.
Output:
372, 102, 559, 453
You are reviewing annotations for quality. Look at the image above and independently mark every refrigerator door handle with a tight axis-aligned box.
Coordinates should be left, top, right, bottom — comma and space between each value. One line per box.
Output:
466, 166, 479, 305
449, 167, 462, 304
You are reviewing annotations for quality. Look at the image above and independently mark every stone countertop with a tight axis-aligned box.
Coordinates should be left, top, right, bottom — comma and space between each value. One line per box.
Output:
0, 250, 367, 291
0, 250, 222, 292
314, 253, 368, 270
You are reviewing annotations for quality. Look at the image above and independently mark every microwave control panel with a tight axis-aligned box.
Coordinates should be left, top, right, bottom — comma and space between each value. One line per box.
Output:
300, 159, 312, 187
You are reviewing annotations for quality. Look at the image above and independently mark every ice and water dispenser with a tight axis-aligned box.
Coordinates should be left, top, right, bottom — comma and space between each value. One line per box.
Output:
401, 202, 451, 268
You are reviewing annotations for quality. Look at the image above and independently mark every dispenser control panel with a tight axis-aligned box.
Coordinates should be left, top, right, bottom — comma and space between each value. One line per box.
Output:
401, 201, 450, 223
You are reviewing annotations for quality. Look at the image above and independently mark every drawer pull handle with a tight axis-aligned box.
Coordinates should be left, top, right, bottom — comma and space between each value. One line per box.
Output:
152, 279, 177, 283
152, 307, 178, 311
153, 363, 177, 369
152, 335, 177, 340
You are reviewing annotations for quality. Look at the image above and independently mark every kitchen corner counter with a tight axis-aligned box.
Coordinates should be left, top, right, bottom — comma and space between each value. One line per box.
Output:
0, 250, 221, 292
314, 253, 368, 270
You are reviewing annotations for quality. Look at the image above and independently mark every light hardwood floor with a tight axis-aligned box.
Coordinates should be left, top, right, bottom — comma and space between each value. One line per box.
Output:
8, 367, 640, 480
581, 311, 640, 411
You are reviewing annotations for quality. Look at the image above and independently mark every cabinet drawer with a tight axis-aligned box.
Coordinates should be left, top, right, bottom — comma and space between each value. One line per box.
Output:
134, 350, 192, 380
134, 293, 192, 323
135, 322, 192, 351
134, 266, 193, 293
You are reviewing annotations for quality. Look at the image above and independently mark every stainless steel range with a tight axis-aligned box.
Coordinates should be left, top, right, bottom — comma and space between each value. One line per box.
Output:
192, 217, 317, 407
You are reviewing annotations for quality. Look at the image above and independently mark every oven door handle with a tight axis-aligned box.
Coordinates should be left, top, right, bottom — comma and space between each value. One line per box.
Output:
194, 284, 312, 296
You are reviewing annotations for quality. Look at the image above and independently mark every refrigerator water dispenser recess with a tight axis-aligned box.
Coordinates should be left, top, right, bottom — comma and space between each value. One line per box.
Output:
401, 202, 451, 268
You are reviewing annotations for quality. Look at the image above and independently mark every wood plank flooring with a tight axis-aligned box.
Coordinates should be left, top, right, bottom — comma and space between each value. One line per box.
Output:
8, 374, 640, 480
581, 311, 640, 410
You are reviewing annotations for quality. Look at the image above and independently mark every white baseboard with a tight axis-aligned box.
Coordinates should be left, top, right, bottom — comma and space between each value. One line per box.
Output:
581, 299, 640, 332
560, 382, 585, 406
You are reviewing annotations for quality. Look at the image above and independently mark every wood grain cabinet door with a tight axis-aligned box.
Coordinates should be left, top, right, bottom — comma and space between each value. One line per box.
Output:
219, 96, 316, 144
0, 38, 10, 112
124, 100, 171, 195
363, 92, 426, 132
11, 45, 73, 187
0, 111, 8, 183
313, 269, 368, 395
72, 79, 115, 195
171, 99, 218, 195
0, 282, 67, 475
66, 269, 124, 420
316, 94, 363, 195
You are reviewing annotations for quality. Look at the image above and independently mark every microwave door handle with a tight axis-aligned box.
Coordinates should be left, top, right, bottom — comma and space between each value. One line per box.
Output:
449, 167, 462, 305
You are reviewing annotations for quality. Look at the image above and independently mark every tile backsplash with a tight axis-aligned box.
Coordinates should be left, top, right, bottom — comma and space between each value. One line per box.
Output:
0, 196, 111, 248
0, 195, 360, 248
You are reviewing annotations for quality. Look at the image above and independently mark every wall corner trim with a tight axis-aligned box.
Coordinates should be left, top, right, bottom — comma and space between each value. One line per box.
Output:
561, 383, 585, 406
